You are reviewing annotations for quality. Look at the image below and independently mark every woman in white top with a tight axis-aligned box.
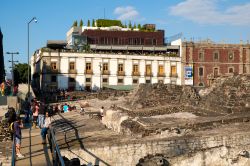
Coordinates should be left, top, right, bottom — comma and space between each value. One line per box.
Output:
41, 112, 51, 144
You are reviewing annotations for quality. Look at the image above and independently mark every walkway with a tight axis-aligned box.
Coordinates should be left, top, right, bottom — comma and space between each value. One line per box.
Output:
15, 124, 52, 166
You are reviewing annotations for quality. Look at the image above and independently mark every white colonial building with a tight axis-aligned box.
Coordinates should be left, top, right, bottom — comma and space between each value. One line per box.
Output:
31, 44, 184, 91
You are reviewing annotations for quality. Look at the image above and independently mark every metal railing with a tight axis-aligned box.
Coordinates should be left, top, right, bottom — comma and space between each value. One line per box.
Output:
11, 133, 16, 166
48, 126, 65, 166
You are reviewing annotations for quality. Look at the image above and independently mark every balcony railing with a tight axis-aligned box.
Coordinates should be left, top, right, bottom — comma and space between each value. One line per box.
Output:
117, 71, 125, 76
68, 69, 77, 74
157, 73, 165, 77
132, 72, 140, 76
85, 70, 93, 74
145, 72, 153, 77
102, 70, 110, 75
169, 73, 178, 78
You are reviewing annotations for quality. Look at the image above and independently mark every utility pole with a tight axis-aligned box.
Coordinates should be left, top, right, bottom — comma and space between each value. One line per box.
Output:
6, 52, 19, 92
99, 62, 102, 90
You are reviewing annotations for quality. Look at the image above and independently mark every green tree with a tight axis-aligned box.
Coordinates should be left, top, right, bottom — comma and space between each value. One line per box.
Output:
72, 20, 78, 27
92, 19, 95, 27
79, 19, 83, 27
13, 63, 30, 84
133, 23, 136, 29
87, 20, 90, 27
128, 21, 132, 29
137, 24, 141, 30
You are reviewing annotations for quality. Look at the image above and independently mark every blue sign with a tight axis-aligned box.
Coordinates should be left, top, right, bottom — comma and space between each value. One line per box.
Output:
185, 66, 193, 79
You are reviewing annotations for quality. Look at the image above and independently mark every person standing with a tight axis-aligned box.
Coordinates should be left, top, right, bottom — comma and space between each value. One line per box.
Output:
23, 98, 31, 123
32, 102, 39, 128
38, 102, 45, 129
41, 112, 51, 144
14, 116, 24, 158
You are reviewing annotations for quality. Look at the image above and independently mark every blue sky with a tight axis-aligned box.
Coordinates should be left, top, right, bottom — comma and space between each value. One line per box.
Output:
1, 0, 250, 72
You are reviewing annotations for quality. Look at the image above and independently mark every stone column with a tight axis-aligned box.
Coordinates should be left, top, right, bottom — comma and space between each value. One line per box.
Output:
246, 47, 250, 73
181, 43, 187, 85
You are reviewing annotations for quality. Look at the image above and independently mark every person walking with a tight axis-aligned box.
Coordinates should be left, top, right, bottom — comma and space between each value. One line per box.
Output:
41, 112, 51, 144
14, 116, 24, 158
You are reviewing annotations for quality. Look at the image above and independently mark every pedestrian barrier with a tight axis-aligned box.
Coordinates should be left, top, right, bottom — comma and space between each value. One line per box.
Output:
11, 133, 16, 166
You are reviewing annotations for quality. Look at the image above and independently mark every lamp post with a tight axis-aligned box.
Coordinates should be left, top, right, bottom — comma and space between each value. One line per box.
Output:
27, 17, 37, 98
99, 62, 102, 90
6, 52, 19, 92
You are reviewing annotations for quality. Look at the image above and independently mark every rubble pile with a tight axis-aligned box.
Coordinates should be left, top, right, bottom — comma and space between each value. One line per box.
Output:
126, 83, 200, 109
199, 74, 250, 113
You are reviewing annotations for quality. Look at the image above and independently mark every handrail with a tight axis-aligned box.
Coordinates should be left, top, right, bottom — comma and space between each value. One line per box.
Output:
11, 133, 16, 166
48, 126, 65, 166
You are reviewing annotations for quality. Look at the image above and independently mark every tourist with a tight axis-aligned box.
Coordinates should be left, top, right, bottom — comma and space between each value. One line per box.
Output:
100, 106, 104, 117
14, 116, 24, 158
63, 103, 69, 113
23, 98, 31, 123
41, 112, 51, 144
38, 102, 45, 129
32, 102, 39, 128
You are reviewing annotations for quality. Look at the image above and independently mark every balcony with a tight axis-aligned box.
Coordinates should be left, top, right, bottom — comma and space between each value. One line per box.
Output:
117, 71, 125, 76
102, 70, 110, 75
85, 70, 93, 75
132, 72, 140, 76
169, 73, 178, 78
69, 69, 77, 74
157, 73, 165, 77
145, 72, 153, 77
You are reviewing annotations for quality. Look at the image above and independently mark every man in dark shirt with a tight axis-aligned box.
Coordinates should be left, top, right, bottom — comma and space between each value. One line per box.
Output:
14, 116, 24, 158
23, 98, 31, 123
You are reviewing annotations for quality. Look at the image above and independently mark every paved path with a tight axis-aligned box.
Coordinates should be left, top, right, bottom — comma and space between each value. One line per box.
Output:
15, 124, 52, 166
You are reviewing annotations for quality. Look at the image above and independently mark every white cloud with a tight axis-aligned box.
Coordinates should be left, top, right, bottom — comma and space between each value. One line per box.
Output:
169, 0, 250, 26
114, 6, 139, 21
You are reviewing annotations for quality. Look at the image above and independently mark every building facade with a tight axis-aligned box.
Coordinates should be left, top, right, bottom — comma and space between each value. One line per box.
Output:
182, 41, 250, 87
32, 45, 183, 91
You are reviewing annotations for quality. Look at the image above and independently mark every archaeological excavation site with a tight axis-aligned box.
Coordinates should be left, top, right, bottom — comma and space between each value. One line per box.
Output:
51, 74, 250, 166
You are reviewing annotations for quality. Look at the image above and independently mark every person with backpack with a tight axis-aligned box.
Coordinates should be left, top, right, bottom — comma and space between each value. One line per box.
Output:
14, 116, 24, 158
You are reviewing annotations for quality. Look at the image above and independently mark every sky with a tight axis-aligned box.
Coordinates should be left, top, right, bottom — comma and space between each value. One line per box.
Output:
1, 0, 250, 73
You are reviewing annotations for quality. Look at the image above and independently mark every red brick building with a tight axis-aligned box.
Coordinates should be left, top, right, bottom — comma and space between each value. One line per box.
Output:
182, 41, 250, 87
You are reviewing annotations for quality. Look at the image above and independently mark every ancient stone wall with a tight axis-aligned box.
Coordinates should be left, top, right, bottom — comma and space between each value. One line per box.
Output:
60, 132, 250, 166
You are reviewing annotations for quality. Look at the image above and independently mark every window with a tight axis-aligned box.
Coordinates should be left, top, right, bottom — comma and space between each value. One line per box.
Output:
198, 51, 204, 61
51, 76, 57, 82
146, 65, 151, 75
69, 77, 75, 82
214, 68, 219, 77
146, 79, 151, 84
228, 52, 234, 60
228, 67, 234, 73
103, 63, 108, 72
86, 78, 91, 82
170, 66, 177, 77
69, 62, 75, 70
51, 62, 57, 70
158, 65, 164, 75
133, 79, 138, 84
118, 64, 124, 72
102, 78, 108, 83
198, 82, 204, 87
118, 78, 123, 83
86, 63, 91, 71
133, 64, 139, 73
213, 51, 219, 61
198, 67, 204, 77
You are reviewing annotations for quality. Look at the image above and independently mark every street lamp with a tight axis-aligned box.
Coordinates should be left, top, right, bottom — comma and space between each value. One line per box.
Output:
6, 52, 19, 93
27, 17, 37, 98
